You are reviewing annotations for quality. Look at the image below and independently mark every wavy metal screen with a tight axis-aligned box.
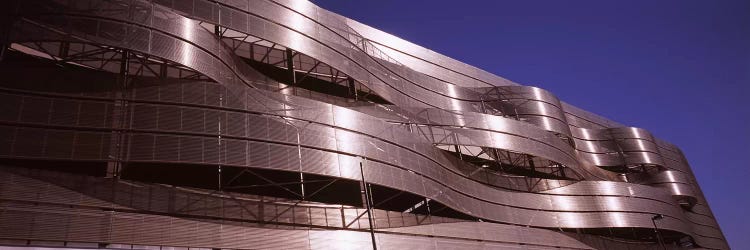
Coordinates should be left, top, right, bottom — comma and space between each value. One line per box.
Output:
0, 0, 726, 249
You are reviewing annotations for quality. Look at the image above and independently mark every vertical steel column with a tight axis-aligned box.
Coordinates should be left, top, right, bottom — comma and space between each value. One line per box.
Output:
296, 128, 305, 198
527, 154, 536, 173
214, 24, 224, 191
347, 77, 358, 100
58, 41, 69, 59
106, 50, 130, 178
360, 161, 377, 250
218, 105, 223, 191
453, 133, 462, 160
559, 165, 567, 178
286, 48, 296, 84
652, 214, 667, 250
479, 98, 487, 114
424, 198, 431, 216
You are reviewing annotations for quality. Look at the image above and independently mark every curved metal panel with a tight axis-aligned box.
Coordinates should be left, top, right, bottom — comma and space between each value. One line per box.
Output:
1, 0, 727, 249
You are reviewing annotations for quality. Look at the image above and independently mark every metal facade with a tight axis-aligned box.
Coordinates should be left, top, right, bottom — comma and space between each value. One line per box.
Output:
0, 0, 727, 249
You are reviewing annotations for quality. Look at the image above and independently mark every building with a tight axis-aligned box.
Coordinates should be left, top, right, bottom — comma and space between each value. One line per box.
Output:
0, 0, 727, 249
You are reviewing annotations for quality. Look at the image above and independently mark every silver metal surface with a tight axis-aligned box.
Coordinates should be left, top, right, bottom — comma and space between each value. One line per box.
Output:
0, 0, 727, 249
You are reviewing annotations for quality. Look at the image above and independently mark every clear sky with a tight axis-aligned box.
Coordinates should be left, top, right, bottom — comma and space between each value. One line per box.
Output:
312, 0, 749, 248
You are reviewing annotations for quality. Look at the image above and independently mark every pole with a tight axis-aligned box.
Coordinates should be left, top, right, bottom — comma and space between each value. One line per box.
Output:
360, 161, 377, 250
106, 50, 130, 179
286, 48, 296, 84
652, 214, 666, 250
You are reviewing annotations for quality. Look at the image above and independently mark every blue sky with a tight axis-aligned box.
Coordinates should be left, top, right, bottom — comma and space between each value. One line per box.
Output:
313, 0, 750, 248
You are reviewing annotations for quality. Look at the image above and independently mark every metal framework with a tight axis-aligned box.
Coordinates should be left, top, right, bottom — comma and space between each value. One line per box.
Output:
0, 0, 726, 249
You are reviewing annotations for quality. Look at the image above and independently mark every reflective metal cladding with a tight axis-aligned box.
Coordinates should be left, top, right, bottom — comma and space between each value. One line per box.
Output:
0, 0, 727, 249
